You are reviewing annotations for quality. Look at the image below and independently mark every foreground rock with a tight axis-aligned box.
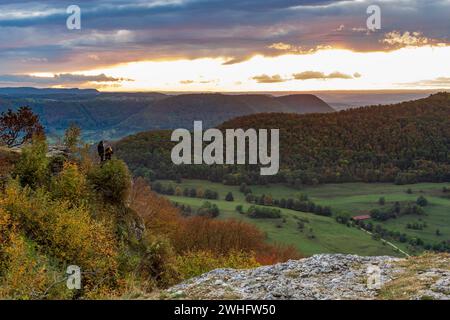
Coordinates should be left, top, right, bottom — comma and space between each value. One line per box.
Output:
166, 254, 450, 300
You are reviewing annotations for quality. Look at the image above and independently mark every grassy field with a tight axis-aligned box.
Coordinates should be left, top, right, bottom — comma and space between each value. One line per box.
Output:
154, 180, 450, 257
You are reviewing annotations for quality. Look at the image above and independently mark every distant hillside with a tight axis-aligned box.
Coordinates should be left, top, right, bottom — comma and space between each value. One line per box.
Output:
116, 93, 333, 131
116, 93, 450, 185
0, 91, 332, 141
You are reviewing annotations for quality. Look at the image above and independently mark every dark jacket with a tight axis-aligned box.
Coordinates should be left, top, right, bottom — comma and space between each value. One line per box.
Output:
98, 141, 105, 156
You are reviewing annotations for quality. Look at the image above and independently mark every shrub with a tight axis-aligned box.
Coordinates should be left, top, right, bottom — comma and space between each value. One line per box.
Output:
87, 159, 131, 204
50, 162, 89, 205
416, 196, 428, 207
176, 250, 259, 279
247, 205, 281, 219
12, 137, 49, 188
0, 180, 119, 289
172, 217, 267, 255
0, 230, 70, 300
137, 234, 180, 288
196, 187, 205, 198
174, 186, 182, 196
197, 201, 220, 218
130, 178, 181, 238
225, 192, 234, 202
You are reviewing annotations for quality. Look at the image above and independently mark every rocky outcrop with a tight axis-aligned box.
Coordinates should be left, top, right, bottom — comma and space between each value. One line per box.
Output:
166, 254, 450, 300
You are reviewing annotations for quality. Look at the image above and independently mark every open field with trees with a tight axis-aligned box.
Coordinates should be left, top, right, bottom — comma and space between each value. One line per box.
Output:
155, 180, 450, 257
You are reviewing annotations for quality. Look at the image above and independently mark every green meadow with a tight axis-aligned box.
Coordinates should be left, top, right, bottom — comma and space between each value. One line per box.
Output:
156, 180, 450, 257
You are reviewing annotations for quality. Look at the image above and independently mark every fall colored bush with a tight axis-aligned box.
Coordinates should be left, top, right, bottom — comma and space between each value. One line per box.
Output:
130, 179, 300, 266
50, 162, 90, 205
0, 208, 71, 299
130, 177, 181, 238
136, 233, 181, 288
0, 180, 119, 289
176, 250, 259, 279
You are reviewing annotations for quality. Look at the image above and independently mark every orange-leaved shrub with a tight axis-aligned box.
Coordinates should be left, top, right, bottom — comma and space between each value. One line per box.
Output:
130, 179, 301, 269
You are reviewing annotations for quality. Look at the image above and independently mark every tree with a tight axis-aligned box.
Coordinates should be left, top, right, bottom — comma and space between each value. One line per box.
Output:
175, 186, 183, 196
0, 107, 44, 147
225, 192, 234, 202
189, 188, 197, 198
416, 196, 428, 207
196, 187, 205, 198
378, 197, 386, 205
63, 123, 81, 153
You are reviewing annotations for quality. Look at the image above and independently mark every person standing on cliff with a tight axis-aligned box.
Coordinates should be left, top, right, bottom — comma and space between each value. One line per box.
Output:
97, 140, 105, 162
105, 145, 113, 161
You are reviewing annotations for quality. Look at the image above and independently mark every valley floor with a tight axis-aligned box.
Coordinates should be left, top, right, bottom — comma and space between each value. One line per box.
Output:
156, 180, 450, 257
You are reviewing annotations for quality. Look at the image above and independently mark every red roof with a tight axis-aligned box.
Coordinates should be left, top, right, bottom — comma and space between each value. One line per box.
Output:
352, 215, 371, 221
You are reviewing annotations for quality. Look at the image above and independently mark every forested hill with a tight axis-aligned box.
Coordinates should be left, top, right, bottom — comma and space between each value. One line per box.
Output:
0, 91, 332, 141
116, 93, 450, 185
117, 93, 333, 132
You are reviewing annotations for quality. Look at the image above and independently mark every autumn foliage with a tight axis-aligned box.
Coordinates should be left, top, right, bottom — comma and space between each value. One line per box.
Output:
0, 107, 44, 147
130, 177, 301, 266
0, 126, 300, 299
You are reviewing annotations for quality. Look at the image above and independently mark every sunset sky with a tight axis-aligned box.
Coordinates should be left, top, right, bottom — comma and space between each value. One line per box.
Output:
0, 0, 449, 91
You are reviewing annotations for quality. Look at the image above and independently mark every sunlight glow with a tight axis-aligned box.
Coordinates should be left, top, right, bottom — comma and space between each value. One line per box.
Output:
46, 45, 450, 91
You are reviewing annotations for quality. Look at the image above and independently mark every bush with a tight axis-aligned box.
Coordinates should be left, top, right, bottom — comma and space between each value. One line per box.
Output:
176, 250, 259, 279
225, 192, 234, 202
247, 206, 281, 219
0, 180, 119, 292
235, 205, 243, 213
0, 228, 70, 300
87, 159, 131, 204
137, 234, 180, 288
416, 196, 428, 207
197, 201, 220, 218
50, 162, 89, 205
12, 138, 49, 188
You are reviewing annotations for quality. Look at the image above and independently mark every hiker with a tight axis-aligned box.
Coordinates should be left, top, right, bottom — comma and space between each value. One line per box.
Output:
97, 140, 105, 162
105, 145, 113, 161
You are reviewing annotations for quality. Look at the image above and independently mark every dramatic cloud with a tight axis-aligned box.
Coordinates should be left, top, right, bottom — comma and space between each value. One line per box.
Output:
253, 70, 359, 83
382, 31, 432, 47
293, 71, 355, 80
252, 74, 287, 83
